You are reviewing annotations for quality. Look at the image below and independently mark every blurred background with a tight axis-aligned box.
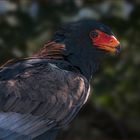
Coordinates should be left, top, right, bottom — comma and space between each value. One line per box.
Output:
0, 0, 140, 139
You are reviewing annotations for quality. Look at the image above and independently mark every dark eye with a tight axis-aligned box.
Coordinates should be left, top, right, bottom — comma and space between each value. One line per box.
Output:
90, 31, 98, 38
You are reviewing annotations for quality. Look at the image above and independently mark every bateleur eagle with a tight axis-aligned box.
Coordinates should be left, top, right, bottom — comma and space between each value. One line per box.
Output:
0, 19, 120, 140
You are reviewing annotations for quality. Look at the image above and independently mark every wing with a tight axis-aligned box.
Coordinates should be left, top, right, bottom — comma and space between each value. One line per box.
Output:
0, 58, 89, 139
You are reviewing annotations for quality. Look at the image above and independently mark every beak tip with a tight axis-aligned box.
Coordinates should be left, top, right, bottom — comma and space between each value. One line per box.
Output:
115, 44, 121, 55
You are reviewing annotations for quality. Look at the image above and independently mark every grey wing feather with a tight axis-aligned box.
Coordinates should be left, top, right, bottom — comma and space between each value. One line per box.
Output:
0, 59, 89, 139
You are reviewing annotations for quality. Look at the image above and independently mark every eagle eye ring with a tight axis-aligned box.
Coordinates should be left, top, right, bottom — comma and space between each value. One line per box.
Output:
90, 31, 98, 38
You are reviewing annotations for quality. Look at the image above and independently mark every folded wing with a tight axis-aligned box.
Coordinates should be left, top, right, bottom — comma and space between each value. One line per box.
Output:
0, 58, 89, 139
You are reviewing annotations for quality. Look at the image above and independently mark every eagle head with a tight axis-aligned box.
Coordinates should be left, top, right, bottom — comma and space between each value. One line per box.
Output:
50, 19, 121, 79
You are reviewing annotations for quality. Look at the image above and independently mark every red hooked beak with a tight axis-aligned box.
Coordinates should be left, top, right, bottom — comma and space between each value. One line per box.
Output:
90, 30, 121, 54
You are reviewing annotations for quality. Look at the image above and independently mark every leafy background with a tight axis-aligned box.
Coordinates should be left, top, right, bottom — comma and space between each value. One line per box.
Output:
0, 0, 139, 139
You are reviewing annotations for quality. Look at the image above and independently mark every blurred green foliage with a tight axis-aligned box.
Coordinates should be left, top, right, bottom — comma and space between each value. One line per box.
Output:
0, 0, 140, 139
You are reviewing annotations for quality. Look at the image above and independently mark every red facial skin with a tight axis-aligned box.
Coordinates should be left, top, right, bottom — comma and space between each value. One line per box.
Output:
90, 29, 120, 54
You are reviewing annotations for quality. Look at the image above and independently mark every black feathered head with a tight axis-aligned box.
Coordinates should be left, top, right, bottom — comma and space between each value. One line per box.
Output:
52, 19, 121, 80
53, 19, 120, 55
